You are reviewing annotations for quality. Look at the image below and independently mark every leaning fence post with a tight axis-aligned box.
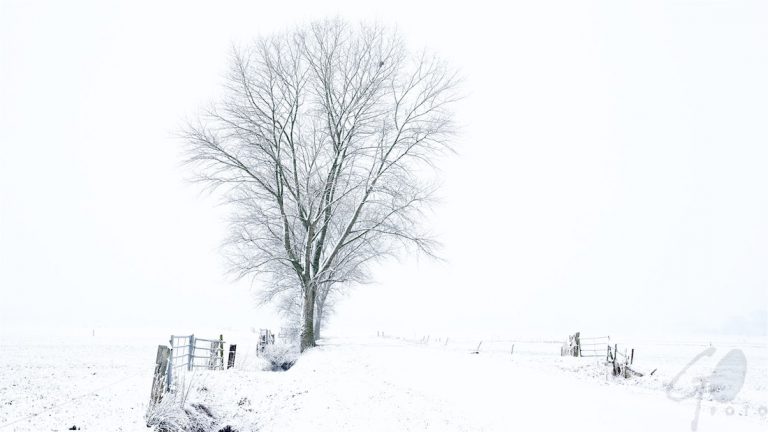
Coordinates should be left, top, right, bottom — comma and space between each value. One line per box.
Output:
150, 345, 171, 404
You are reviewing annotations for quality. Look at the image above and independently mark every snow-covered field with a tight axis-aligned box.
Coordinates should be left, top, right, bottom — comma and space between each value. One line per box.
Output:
1, 331, 766, 431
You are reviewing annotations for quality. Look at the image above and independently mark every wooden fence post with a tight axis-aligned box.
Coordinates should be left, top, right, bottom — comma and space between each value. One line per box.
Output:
574, 332, 581, 357
188, 334, 195, 371
219, 334, 224, 370
227, 344, 237, 369
150, 345, 171, 404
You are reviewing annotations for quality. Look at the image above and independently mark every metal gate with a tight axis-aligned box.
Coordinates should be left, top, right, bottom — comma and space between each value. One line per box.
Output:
167, 334, 225, 390
579, 335, 610, 358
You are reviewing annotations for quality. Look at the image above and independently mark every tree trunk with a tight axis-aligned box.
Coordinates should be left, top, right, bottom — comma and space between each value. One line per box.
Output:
314, 303, 323, 340
300, 283, 316, 352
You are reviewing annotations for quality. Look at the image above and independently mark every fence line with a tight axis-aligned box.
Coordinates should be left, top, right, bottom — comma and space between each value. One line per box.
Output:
375, 332, 640, 366
377, 333, 520, 354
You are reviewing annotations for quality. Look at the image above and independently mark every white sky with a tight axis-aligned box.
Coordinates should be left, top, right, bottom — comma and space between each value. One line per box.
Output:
1, 0, 766, 339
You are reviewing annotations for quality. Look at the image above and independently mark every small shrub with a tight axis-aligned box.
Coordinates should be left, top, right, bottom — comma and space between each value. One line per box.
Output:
146, 390, 216, 432
261, 343, 299, 371
145, 396, 193, 432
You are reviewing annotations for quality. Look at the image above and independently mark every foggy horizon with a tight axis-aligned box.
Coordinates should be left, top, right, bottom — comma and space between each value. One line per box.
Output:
2, 0, 767, 341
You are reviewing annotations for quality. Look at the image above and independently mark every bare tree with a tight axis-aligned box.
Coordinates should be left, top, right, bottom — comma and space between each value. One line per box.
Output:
183, 19, 460, 352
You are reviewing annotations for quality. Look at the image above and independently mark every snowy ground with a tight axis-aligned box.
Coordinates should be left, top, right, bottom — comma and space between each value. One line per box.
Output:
1, 332, 766, 431
0, 332, 156, 431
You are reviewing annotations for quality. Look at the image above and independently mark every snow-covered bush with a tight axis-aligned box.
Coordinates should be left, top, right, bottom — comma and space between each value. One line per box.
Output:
146, 397, 216, 432
261, 343, 299, 371
146, 373, 217, 432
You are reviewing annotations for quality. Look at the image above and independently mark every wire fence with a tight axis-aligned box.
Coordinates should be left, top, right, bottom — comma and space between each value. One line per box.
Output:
378, 332, 634, 365
377, 333, 525, 355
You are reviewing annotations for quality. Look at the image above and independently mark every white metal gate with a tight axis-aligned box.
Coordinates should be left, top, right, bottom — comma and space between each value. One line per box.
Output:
167, 334, 225, 390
